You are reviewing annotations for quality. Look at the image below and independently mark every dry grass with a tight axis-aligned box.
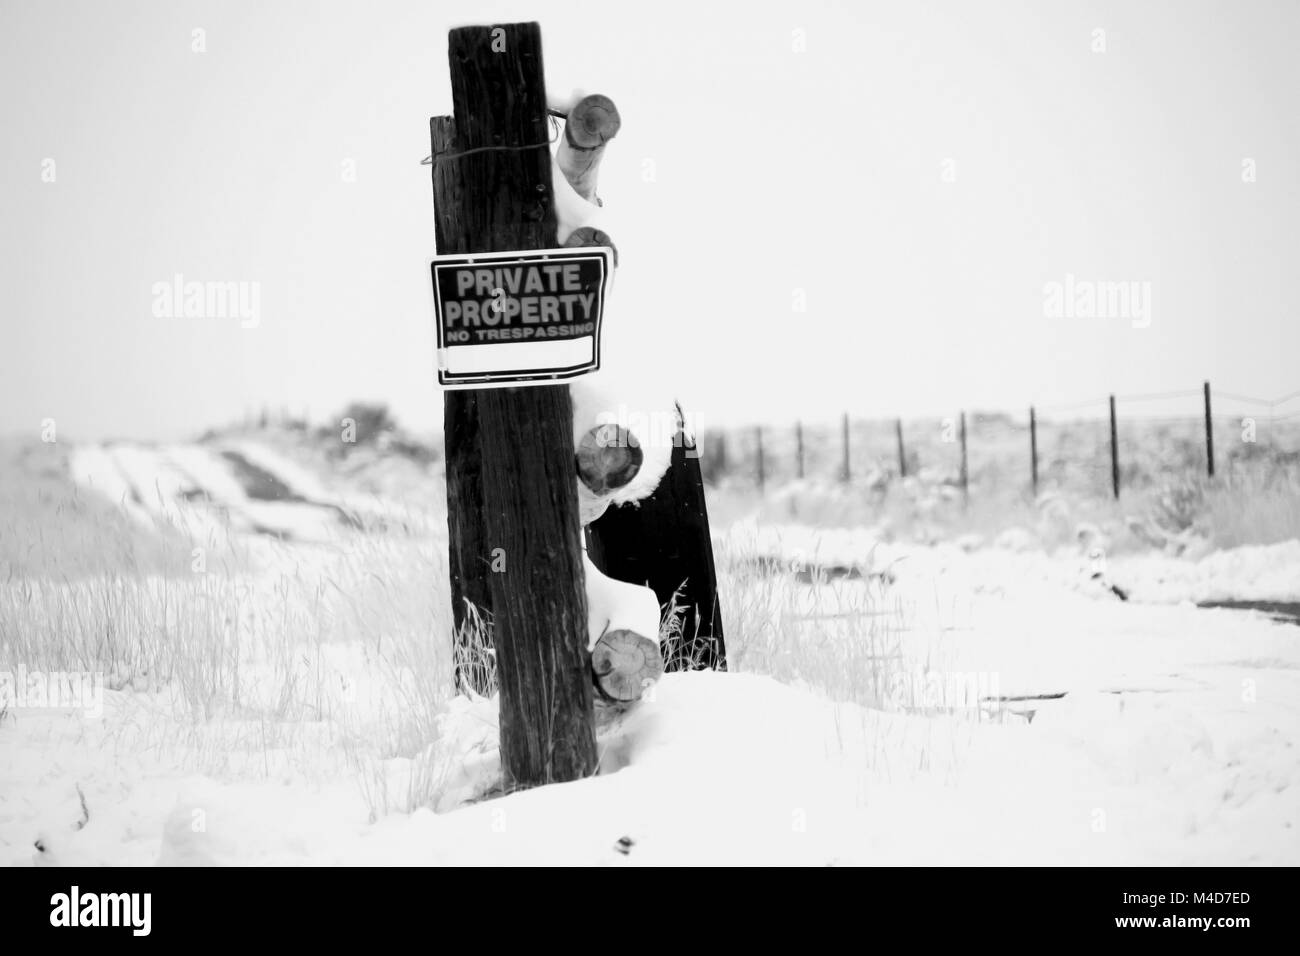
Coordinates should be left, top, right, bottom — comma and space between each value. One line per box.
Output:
1202, 471, 1300, 548
713, 530, 1000, 726
708, 462, 1300, 558
0, 444, 459, 817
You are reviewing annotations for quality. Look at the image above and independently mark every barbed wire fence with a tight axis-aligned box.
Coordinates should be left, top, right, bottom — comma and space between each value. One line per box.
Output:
698, 382, 1300, 500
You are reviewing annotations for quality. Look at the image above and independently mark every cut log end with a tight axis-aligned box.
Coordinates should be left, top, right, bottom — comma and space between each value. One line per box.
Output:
566, 94, 621, 148
592, 628, 663, 703
577, 424, 642, 494
563, 227, 618, 266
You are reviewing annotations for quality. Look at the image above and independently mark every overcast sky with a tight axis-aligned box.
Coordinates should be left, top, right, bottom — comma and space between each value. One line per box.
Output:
2, 0, 1297, 440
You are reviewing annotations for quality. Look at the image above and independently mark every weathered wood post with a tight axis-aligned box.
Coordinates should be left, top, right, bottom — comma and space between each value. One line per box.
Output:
959, 411, 969, 503
1029, 405, 1039, 497
431, 22, 597, 787
1108, 394, 1120, 499
841, 413, 851, 484
1203, 380, 1215, 478
795, 420, 804, 479
895, 417, 906, 479
755, 425, 765, 491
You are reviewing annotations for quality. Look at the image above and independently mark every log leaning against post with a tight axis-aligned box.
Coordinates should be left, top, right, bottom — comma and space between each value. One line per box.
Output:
556, 94, 621, 262
557, 94, 620, 204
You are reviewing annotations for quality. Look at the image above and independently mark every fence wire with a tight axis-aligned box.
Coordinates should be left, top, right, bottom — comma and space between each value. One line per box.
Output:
699, 385, 1300, 499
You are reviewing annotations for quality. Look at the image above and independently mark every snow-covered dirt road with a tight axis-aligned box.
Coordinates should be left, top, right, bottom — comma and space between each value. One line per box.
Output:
66, 440, 367, 544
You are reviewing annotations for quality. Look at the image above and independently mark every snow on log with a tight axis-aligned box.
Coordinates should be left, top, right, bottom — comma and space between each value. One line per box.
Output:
583, 552, 660, 651
552, 163, 604, 247
584, 537, 664, 705
585, 550, 663, 704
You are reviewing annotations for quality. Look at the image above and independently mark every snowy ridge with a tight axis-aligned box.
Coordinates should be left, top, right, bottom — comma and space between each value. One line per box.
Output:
69, 441, 357, 543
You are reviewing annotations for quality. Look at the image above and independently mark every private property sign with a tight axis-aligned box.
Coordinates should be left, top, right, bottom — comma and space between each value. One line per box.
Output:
432, 247, 612, 388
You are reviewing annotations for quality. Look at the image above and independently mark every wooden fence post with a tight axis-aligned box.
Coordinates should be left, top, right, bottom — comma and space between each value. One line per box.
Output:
1203, 380, 1215, 478
959, 411, 969, 502
1029, 405, 1039, 497
1109, 394, 1120, 499
755, 425, 765, 491
431, 22, 597, 787
841, 413, 851, 483
795, 420, 804, 479
895, 417, 906, 479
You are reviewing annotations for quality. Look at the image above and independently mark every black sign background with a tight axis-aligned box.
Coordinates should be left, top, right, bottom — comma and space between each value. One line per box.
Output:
431, 247, 610, 387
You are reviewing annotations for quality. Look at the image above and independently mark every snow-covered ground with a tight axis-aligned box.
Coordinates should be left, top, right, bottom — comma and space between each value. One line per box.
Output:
723, 517, 1300, 606
2, 437, 1297, 865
